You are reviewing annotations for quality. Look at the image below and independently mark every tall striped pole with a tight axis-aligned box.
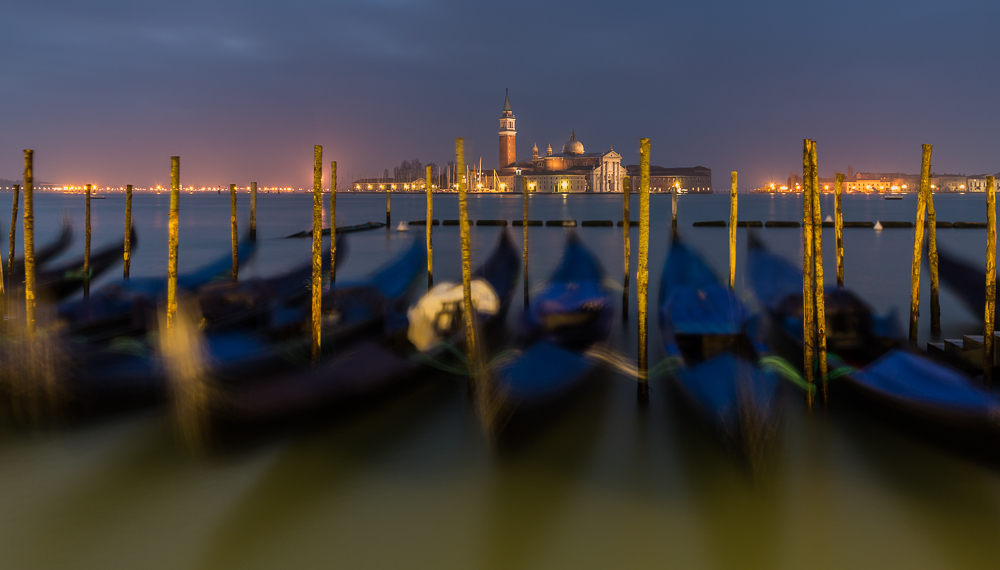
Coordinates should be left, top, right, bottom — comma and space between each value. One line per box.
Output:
927, 177, 941, 334
671, 185, 678, 238
457, 137, 477, 378
984, 175, 996, 388
522, 176, 529, 307
622, 176, 631, 320
331, 162, 338, 285
0, 215, 4, 308
729, 171, 738, 289
311, 146, 323, 364
834, 173, 844, 288
123, 184, 132, 278
23, 150, 36, 336
230, 184, 238, 281
909, 145, 932, 344
8, 184, 19, 276
166, 157, 180, 329
426, 164, 433, 288
802, 140, 815, 407
810, 142, 828, 401
638, 138, 651, 402
249, 181, 257, 240
84, 183, 92, 297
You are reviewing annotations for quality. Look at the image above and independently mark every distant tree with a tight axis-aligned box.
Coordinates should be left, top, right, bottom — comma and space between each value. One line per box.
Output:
395, 159, 425, 182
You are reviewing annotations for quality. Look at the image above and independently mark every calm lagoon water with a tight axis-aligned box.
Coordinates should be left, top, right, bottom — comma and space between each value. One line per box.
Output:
1, 191, 999, 569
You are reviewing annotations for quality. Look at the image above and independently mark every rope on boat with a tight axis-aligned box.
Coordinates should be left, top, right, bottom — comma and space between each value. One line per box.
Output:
412, 340, 855, 389
757, 355, 854, 393
415, 342, 525, 377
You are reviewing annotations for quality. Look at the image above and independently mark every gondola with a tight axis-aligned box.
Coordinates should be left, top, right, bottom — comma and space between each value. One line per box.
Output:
488, 233, 612, 440
746, 232, 899, 369
3, 222, 73, 288
58, 236, 425, 416
195, 235, 347, 333
659, 237, 780, 456
57, 232, 257, 341
746, 233, 1000, 449
210, 229, 519, 432
935, 245, 995, 326
37, 227, 137, 301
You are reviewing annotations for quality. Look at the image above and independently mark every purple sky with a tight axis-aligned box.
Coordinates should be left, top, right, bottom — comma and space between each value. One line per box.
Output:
3, 0, 999, 188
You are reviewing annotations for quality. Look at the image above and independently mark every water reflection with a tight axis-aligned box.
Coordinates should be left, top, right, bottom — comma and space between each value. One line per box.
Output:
0, 193, 997, 567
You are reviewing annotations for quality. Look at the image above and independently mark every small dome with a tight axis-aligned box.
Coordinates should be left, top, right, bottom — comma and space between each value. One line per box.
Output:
562, 131, 584, 155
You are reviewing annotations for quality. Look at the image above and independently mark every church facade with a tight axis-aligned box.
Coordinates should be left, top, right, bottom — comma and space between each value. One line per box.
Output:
496, 91, 625, 193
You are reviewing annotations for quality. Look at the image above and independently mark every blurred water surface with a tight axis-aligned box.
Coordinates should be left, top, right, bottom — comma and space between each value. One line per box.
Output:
1, 191, 998, 569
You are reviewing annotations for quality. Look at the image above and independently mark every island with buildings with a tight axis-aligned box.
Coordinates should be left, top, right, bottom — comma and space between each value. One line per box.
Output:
352, 91, 712, 194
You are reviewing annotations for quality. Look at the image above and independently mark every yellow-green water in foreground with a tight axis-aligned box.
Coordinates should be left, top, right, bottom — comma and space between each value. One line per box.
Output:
1, 192, 998, 568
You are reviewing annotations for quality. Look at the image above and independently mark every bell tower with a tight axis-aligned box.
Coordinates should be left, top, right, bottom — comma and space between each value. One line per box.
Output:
499, 89, 516, 168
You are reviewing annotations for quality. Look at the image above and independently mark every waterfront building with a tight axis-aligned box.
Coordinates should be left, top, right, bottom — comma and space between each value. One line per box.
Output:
495, 92, 625, 193
625, 165, 712, 193
967, 175, 990, 192
932, 174, 968, 192
352, 177, 428, 192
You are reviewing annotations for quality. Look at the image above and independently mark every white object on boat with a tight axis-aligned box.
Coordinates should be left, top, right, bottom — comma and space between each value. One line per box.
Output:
396, 221, 409, 232
874, 221, 883, 231
825, 215, 833, 222
406, 279, 499, 351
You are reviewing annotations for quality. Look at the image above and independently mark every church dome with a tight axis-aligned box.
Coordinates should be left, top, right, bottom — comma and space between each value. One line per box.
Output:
562, 131, 584, 155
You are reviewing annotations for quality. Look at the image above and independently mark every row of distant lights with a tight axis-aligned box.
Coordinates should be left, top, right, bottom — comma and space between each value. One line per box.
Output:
764, 182, 966, 192
0, 185, 300, 192
355, 183, 432, 190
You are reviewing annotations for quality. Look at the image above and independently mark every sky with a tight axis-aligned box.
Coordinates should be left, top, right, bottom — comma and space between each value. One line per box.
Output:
3, 0, 1000, 189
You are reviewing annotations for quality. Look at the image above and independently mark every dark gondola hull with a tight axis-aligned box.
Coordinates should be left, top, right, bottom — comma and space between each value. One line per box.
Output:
659, 239, 781, 459
490, 234, 613, 442
210, 230, 520, 431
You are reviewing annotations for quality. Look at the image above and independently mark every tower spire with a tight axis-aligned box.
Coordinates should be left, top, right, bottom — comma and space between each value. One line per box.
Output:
499, 89, 516, 168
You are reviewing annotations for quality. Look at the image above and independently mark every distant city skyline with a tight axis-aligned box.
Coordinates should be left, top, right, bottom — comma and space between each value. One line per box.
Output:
4, 1, 999, 189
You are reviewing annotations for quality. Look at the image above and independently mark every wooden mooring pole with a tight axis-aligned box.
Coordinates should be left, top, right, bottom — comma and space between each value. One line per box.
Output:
522, 175, 529, 307
638, 137, 651, 402
671, 186, 678, 238
622, 176, 631, 320
84, 183, 91, 298
729, 171, 738, 289
311, 146, 323, 364
426, 164, 433, 288
124, 184, 132, 279
985, 175, 996, 388
802, 140, 815, 408
809, 142, 828, 401
927, 177, 940, 335
331, 162, 338, 285
23, 150, 36, 336
249, 181, 257, 240
8, 184, 19, 276
457, 137, 477, 379
166, 156, 180, 329
230, 184, 238, 281
385, 180, 391, 228
834, 173, 844, 288
909, 144, 932, 344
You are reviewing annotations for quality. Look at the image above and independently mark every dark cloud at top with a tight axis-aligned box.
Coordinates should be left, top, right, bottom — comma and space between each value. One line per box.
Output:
2, 0, 999, 188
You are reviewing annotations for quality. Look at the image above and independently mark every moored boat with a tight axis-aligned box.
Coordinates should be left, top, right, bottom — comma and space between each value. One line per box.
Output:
488, 233, 613, 442
659, 237, 780, 459
209, 230, 519, 437
746, 233, 1000, 453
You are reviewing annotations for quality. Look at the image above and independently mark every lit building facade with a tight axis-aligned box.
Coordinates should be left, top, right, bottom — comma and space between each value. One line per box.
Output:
625, 165, 712, 193
496, 92, 625, 193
